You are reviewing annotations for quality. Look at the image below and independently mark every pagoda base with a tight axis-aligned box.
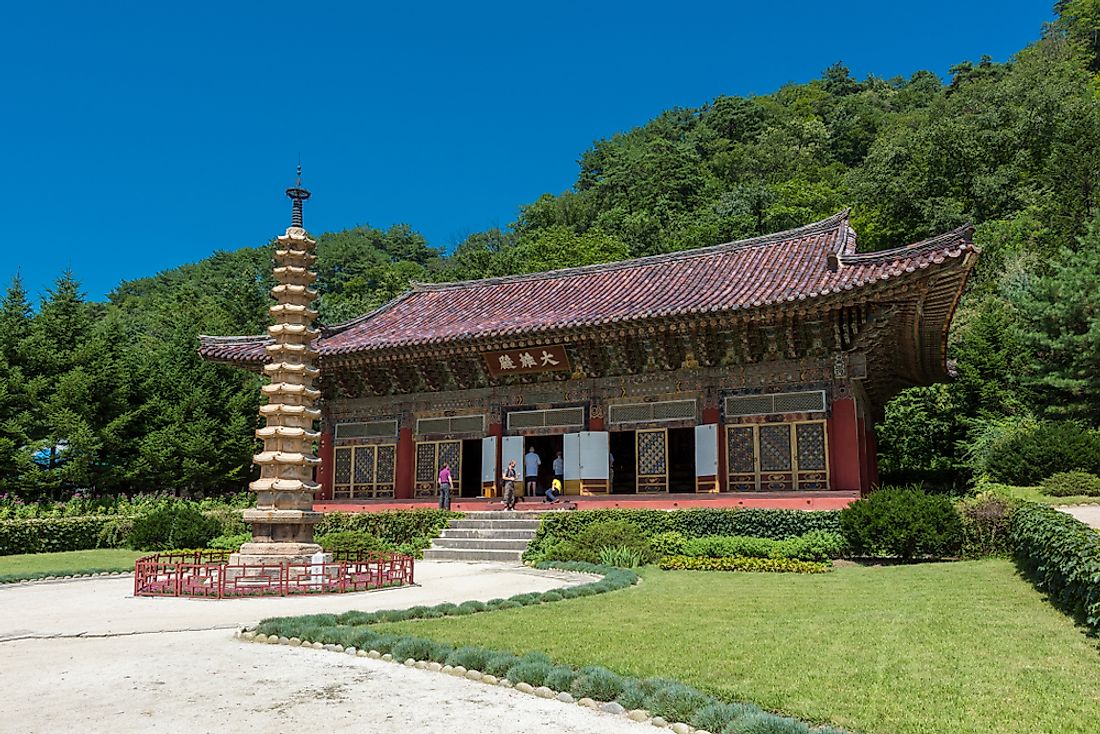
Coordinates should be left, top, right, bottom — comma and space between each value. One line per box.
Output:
230, 542, 331, 567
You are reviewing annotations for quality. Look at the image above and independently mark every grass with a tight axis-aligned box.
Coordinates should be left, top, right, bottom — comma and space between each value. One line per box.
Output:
0, 549, 143, 581
992, 483, 1100, 505
379, 560, 1100, 734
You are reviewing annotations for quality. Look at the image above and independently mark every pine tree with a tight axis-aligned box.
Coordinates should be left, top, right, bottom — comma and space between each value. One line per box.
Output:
1014, 213, 1100, 422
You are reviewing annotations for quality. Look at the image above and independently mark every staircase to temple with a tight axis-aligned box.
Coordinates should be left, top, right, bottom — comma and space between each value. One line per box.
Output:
422, 512, 543, 563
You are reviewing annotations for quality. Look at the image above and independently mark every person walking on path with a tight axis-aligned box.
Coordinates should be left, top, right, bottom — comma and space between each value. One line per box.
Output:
438, 462, 453, 511
502, 460, 518, 511
524, 446, 541, 497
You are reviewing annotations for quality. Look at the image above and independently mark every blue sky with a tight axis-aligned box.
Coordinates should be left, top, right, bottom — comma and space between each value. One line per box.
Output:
1, 1, 1053, 302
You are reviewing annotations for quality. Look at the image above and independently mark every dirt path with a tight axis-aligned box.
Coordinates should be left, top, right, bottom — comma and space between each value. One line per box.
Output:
0, 562, 650, 734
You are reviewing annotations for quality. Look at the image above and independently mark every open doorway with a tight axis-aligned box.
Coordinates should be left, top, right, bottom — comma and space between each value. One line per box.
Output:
522, 435, 563, 498
460, 439, 482, 497
609, 430, 636, 494
668, 427, 696, 492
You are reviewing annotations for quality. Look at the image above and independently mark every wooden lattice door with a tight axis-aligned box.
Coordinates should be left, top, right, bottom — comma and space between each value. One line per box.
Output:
414, 440, 461, 497
635, 428, 669, 493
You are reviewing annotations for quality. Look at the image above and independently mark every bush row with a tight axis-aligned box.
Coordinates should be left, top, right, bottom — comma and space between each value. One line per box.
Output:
672, 530, 847, 561
0, 516, 117, 555
254, 562, 848, 734
0, 492, 252, 520
1008, 502, 1100, 636
0, 508, 457, 557
657, 555, 831, 573
524, 508, 841, 562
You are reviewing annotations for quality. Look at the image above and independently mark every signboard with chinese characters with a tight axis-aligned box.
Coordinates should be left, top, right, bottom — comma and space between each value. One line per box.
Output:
483, 345, 571, 378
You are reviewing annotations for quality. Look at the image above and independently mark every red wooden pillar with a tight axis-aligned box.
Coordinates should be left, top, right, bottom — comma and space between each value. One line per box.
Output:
589, 415, 605, 431
857, 415, 870, 494
866, 425, 879, 490
827, 398, 861, 491
703, 405, 724, 493
316, 428, 334, 501
395, 426, 414, 499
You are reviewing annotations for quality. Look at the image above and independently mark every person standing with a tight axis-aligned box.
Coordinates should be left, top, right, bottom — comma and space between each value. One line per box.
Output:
438, 462, 453, 511
524, 445, 541, 497
502, 459, 518, 511
553, 450, 564, 491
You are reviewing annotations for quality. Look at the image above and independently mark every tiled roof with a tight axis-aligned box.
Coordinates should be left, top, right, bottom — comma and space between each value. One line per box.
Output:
199, 211, 977, 364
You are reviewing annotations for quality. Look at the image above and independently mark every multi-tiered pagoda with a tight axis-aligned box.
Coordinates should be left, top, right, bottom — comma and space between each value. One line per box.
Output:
204, 206, 976, 503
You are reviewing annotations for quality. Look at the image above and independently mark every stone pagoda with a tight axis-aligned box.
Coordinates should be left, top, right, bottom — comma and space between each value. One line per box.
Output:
231, 168, 328, 567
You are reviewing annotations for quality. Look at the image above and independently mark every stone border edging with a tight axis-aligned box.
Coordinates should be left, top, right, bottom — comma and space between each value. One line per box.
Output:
0, 570, 133, 586
236, 623, 701, 734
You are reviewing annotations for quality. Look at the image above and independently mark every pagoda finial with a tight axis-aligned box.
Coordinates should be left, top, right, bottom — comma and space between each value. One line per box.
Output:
285, 163, 311, 228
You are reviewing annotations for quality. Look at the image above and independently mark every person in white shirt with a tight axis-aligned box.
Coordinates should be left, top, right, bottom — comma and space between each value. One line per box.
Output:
524, 446, 541, 496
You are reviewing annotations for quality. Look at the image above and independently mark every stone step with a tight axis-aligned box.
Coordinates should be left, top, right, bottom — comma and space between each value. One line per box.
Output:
421, 548, 525, 563
438, 528, 538, 540
432, 537, 531, 551
447, 519, 541, 530
458, 511, 545, 520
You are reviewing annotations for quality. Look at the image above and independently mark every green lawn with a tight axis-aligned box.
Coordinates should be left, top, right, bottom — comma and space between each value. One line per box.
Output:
0, 549, 143, 580
381, 560, 1100, 734
994, 483, 1100, 505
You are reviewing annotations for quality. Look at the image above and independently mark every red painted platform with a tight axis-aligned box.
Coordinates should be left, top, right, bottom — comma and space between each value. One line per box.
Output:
315, 491, 859, 513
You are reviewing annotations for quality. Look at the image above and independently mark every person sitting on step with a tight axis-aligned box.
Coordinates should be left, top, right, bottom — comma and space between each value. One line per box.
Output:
544, 477, 562, 503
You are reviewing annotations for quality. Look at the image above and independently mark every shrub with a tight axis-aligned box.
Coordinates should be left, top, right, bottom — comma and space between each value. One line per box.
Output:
546, 520, 654, 564
774, 530, 848, 561
314, 509, 457, 545
983, 420, 1100, 485
1041, 471, 1100, 497
646, 681, 714, 723
540, 591, 563, 602
128, 505, 219, 551
207, 532, 250, 550
483, 653, 522, 677
458, 600, 487, 613
314, 531, 392, 553
598, 545, 643, 568
839, 486, 962, 559
95, 516, 134, 548
691, 702, 763, 732
0, 516, 121, 555
545, 664, 579, 692
391, 636, 440, 662
444, 646, 493, 670
957, 493, 1016, 558
506, 660, 552, 687
570, 666, 626, 701
650, 530, 687, 556
524, 508, 841, 562
682, 535, 776, 559
1008, 502, 1100, 635
732, 711, 811, 733
203, 506, 247, 536
658, 556, 830, 573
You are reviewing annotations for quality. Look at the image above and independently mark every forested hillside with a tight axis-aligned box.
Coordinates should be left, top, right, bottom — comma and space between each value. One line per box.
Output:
2, 2, 1098, 496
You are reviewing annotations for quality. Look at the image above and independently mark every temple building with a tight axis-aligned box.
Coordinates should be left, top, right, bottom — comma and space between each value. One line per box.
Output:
201, 210, 977, 501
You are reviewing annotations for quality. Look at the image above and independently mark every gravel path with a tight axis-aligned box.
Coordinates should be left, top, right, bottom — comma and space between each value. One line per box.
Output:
0, 562, 650, 734
1059, 504, 1100, 529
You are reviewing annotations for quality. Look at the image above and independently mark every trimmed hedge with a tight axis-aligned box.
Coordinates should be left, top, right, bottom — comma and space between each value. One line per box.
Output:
658, 555, 831, 573
524, 508, 841, 562
0, 516, 117, 556
1008, 502, 1100, 635
314, 509, 459, 545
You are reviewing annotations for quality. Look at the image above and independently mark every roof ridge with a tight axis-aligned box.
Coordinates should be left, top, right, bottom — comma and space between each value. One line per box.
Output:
409, 209, 852, 293
839, 223, 974, 265
198, 334, 271, 345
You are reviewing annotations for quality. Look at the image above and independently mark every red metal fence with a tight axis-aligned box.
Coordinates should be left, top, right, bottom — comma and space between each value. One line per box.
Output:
133, 549, 415, 599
